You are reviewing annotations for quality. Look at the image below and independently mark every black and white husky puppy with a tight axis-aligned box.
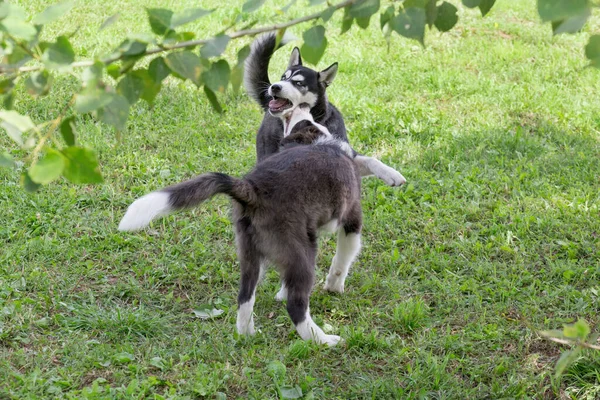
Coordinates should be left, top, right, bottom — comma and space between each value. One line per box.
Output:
118, 120, 363, 346
244, 33, 406, 186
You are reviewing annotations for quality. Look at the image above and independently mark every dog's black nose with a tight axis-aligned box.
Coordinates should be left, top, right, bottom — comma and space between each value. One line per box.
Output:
271, 84, 282, 94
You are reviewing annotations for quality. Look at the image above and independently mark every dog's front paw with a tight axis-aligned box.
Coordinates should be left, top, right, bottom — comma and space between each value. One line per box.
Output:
319, 334, 342, 347
237, 322, 256, 336
324, 278, 344, 294
378, 166, 406, 187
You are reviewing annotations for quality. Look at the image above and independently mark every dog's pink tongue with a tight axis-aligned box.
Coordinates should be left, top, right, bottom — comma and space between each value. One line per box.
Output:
269, 98, 287, 109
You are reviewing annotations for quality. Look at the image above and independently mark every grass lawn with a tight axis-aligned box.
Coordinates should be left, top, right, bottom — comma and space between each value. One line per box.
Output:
2, 0, 600, 398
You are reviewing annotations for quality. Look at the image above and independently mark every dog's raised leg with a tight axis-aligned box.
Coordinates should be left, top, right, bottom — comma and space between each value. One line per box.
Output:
354, 155, 406, 187
235, 230, 262, 336
324, 210, 362, 293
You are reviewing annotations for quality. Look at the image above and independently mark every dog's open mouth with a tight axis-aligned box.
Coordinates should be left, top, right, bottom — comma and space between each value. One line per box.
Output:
269, 97, 293, 113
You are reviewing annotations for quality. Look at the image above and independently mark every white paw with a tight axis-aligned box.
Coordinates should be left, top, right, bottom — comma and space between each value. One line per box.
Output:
378, 166, 406, 187
319, 334, 342, 347
237, 322, 256, 336
274, 286, 288, 301
324, 278, 344, 293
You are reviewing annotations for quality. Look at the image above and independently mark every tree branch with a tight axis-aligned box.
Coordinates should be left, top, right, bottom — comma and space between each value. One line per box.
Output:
0, 0, 358, 74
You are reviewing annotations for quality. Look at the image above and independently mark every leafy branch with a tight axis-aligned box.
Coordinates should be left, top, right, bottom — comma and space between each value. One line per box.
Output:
539, 319, 600, 389
2, 0, 600, 191
1, 0, 359, 75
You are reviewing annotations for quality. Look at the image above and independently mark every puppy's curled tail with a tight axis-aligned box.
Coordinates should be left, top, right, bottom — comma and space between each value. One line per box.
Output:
244, 32, 293, 110
118, 173, 255, 231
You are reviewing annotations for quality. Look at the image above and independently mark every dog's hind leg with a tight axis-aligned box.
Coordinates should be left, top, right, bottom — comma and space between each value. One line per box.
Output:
354, 155, 406, 187
283, 243, 341, 346
324, 204, 362, 294
235, 221, 262, 336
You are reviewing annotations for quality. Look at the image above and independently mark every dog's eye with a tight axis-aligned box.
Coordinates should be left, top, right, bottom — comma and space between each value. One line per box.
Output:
281, 75, 286, 80
295, 81, 304, 87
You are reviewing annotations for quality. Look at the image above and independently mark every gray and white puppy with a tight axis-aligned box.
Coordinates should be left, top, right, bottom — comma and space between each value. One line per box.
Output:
118, 120, 362, 346
244, 33, 406, 186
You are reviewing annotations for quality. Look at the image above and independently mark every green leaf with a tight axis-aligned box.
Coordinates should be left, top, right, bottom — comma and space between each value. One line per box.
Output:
435, 2, 458, 32
165, 51, 202, 86
554, 348, 581, 381
115, 39, 148, 57
82, 62, 103, 88
42, 36, 75, 69
537, 0, 588, 22
29, 148, 66, 184
164, 30, 195, 46
98, 94, 130, 131
99, 13, 120, 31
200, 35, 231, 59
341, 7, 354, 34
192, 305, 224, 319
149, 57, 170, 82
231, 45, 250, 95
355, 16, 371, 29
391, 7, 426, 45
242, 0, 267, 13
309, 0, 327, 5
113, 352, 134, 364
426, 0, 438, 27
1, 122, 23, 145
320, 6, 336, 23
75, 88, 113, 113
462, 0, 480, 8
0, 79, 15, 95
171, 8, 213, 27
585, 35, 600, 67
563, 319, 590, 339
203, 86, 223, 113
0, 3, 27, 20
32, 1, 74, 25
301, 25, 327, 65
61, 146, 103, 184
380, 5, 395, 30
478, 0, 496, 16
3, 93, 14, 110
266, 360, 286, 384
60, 116, 76, 146
25, 71, 52, 97
107, 64, 120, 79
403, 0, 430, 7
21, 171, 41, 192
349, 0, 379, 19
117, 72, 146, 104
0, 19, 37, 41
203, 60, 231, 93
0, 110, 35, 133
280, 386, 303, 399
147, 8, 173, 35
0, 151, 14, 168
552, 8, 590, 35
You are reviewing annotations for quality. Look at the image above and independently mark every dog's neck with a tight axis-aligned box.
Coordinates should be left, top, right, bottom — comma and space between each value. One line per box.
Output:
282, 106, 331, 138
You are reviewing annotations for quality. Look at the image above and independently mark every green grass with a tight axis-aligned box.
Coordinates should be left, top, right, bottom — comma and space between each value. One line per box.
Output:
2, 0, 600, 398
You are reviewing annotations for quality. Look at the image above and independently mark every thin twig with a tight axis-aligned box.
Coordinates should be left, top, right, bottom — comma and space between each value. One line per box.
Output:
0, 0, 358, 74
540, 335, 600, 351
29, 95, 76, 163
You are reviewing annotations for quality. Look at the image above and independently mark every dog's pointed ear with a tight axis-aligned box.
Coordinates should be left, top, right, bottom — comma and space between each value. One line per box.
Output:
288, 47, 302, 68
318, 62, 338, 87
